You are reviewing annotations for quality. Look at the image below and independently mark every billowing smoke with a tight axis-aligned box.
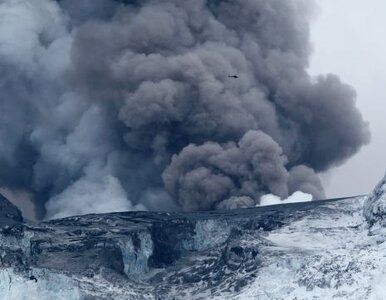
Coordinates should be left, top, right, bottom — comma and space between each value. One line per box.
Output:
0, 0, 370, 219
258, 191, 313, 207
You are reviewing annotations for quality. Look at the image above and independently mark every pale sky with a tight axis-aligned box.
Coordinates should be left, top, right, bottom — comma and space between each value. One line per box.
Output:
310, 0, 386, 197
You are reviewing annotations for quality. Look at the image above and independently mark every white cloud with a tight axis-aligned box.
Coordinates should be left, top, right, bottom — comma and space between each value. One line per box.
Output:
258, 191, 313, 207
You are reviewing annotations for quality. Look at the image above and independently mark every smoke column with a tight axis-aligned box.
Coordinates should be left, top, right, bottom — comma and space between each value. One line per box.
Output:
0, 0, 370, 219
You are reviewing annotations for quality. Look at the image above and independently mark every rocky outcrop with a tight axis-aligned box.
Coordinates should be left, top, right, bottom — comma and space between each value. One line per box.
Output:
0, 194, 23, 223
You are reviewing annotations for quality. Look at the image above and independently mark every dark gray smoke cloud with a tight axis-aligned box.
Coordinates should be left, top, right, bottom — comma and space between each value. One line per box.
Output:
0, 0, 370, 219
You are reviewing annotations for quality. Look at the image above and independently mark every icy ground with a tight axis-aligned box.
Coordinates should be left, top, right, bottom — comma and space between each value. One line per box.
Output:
230, 197, 386, 300
2, 189, 386, 299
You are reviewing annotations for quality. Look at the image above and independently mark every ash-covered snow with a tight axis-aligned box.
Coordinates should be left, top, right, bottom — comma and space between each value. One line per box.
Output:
2, 186, 386, 299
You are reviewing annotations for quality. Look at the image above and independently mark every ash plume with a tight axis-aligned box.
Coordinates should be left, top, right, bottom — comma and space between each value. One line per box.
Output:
0, 0, 370, 219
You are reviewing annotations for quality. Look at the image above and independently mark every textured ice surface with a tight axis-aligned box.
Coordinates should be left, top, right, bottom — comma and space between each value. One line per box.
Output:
226, 198, 378, 300
2, 193, 386, 299
118, 232, 153, 279
0, 268, 81, 300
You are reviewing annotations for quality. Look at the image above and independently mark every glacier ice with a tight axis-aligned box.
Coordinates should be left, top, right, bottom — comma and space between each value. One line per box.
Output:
0, 268, 81, 300
3, 189, 386, 299
117, 232, 153, 279
183, 220, 232, 251
364, 172, 386, 229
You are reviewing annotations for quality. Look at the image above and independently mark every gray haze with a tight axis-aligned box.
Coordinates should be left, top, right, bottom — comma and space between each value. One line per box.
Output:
0, 0, 369, 219
310, 0, 386, 198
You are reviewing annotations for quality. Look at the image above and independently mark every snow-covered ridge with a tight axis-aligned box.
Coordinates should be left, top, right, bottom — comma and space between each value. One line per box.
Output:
364, 172, 386, 229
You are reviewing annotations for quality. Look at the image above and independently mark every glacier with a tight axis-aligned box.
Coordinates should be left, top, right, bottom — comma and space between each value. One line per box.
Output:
364, 173, 386, 229
1, 176, 386, 299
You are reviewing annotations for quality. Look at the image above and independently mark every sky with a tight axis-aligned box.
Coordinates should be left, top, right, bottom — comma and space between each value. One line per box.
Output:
310, 0, 386, 197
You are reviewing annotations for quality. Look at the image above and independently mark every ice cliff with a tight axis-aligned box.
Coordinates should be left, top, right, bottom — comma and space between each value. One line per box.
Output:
364, 173, 386, 230
1, 188, 386, 299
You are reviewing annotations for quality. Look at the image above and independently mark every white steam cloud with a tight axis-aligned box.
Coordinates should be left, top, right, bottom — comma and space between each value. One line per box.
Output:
258, 191, 313, 207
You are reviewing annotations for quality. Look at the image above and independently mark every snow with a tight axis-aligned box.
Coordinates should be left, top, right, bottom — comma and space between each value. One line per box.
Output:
4, 180, 386, 299
0, 269, 81, 300
364, 172, 386, 228
213, 197, 386, 300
